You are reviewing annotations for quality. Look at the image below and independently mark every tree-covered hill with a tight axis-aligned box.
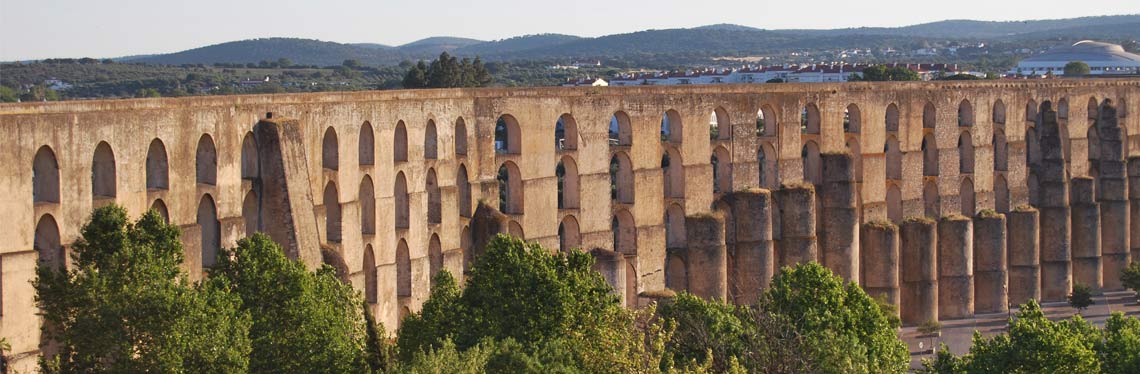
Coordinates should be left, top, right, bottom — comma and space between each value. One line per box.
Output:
130, 38, 399, 66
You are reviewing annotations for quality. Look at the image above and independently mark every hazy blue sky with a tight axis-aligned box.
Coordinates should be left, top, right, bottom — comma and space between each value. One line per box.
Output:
2, 0, 1138, 60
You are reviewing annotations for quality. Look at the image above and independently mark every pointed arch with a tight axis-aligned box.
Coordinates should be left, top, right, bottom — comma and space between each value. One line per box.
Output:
958, 131, 974, 173
35, 214, 64, 270
196, 134, 218, 185
757, 105, 777, 137
322, 127, 338, 170
886, 135, 902, 180
147, 139, 170, 189
995, 175, 1009, 213
454, 117, 468, 156
495, 114, 521, 154
243, 189, 259, 237
359, 121, 375, 166
508, 221, 524, 238
759, 142, 778, 189
150, 199, 169, 223
712, 145, 732, 194
660, 148, 684, 198
801, 141, 821, 185
396, 239, 411, 297
34, 146, 60, 203
241, 132, 258, 180
666, 255, 687, 291
92, 141, 116, 199
711, 107, 730, 140
198, 194, 220, 269
395, 172, 409, 229
802, 103, 821, 134
427, 168, 441, 224
610, 111, 633, 146
923, 181, 940, 218
662, 109, 683, 142
993, 100, 1007, 125
323, 182, 341, 243
394, 121, 408, 162
611, 152, 635, 203
844, 104, 861, 133
923, 102, 937, 129
665, 203, 686, 249
958, 99, 975, 127
994, 129, 1008, 171
960, 178, 975, 216
557, 156, 580, 209
613, 209, 637, 255
360, 176, 375, 235
1026, 99, 1039, 124
922, 133, 939, 176
363, 245, 377, 304
498, 161, 524, 214
457, 164, 471, 218
887, 183, 902, 223
556, 113, 578, 151
559, 215, 580, 252
424, 119, 438, 160
886, 103, 900, 132
428, 234, 442, 280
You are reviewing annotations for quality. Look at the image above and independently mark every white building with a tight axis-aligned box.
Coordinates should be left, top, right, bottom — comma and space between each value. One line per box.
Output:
1009, 40, 1140, 76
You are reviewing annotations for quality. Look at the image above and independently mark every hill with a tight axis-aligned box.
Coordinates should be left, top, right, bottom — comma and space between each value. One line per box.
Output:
396, 37, 485, 55
454, 34, 582, 56
131, 38, 395, 66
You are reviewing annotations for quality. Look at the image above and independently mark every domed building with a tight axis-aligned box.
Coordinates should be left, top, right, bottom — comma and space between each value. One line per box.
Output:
1009, 40, 1140, 76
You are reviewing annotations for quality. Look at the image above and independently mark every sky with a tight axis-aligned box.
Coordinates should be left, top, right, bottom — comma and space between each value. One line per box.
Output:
1, 0, 1139, 61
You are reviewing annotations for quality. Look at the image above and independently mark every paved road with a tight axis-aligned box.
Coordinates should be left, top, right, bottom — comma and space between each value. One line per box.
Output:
899, 290, 1140, 370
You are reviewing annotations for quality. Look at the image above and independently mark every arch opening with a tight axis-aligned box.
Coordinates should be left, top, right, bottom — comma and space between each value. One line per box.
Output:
198, 194, 220, 269
322, 127, 338, 170
394, 121, 409, 162
611, 152, 635, 203
35, 214, 64, 270
396, 239, 411, 297
196, 134, 218, 185
241, 133, 258, 180
324, 182, 341, 243
424, 119, 438, 160
360, 176, 375, 235
610, 111, 633, 146
556, 114, 578, 151
147, 139, 170, 189
395, 172, 409, 229
458, 165, 471, 218
455, 117, 468, 156
559, 215, 581, 253
661, 109, 683, 142
359, 122, 375, 166
498, 161, 524, 214
495, 115, 521, 154
557, 156, 580, 209
92, 141, 117, 199
34, 146, 60, 203
427, 168, 441, 224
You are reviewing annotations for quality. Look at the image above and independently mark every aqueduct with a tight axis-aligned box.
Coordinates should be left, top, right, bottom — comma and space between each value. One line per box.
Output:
2, 79, 1139, 369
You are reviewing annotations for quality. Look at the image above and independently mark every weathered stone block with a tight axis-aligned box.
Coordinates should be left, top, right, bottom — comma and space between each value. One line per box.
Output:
901, 218, 938, 284
974, 271, 1008, 314
686, 214, 727, 301
939, 276, 974, 320
1008, 209, 1040, 267
1040, 261, 1073, 302
938, 216, 973, 278
1009, 265, 1041, 306
822, 207, 859, 281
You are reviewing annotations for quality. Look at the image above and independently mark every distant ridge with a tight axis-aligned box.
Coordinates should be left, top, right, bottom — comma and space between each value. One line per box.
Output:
120, 15, 1140, 66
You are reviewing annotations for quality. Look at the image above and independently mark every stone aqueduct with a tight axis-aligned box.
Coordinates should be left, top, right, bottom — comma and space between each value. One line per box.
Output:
3, 80, 1140, 368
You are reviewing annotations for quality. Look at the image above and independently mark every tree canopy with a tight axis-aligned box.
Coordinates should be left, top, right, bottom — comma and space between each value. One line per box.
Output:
853, 65, 921, 81
402, 52, 493, 89
1064, 61, 1091, 76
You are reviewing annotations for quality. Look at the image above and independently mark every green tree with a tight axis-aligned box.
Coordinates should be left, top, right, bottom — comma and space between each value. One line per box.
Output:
34, 205, 251, 373
210, 233, 369, 373
857, 66, 921, 82
1103, 312, 1140, 374
1121, 261, 1140, 296
343, 59, 362, 69
657, 293, 747, 371
397, 271, 463, 361
403, 61, 428, 89
0, 85, 17, 102
277, 57, 293, 68
958, 300, 1100, 373
1069, 283, 1094, 313
1064, 61, 1091, 76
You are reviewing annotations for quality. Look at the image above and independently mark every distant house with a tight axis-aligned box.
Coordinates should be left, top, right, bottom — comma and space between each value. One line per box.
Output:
1008, 40, 1140, 76
240, 76, 271, 86
562, 77, 608, 87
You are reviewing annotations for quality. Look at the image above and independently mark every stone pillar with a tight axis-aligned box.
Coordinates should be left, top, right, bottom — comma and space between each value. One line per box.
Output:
861, 221, 900, 312
253, 117, 323, 268
938, 215, 974, 320
821, 153, 860, 282
900, 217, 938, 326
1008, 207, 1041, 306
730, 189, 775, 305
589, 249, 627, 305
469, 202, 509, 273
1130, 156, 1140, 266
1098, 101, 1129, 290
776, 183, 818, 267
973, 212, 1008, 314
686, 214, 728, 301
1037, 103, 1072, 302
1071, 177, 1103, 291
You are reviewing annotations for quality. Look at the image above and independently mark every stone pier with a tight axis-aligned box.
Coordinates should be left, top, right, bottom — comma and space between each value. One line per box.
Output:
728, 189, 775, 305
686, 214, 728, 301
1097, 100, 1129, 290
1038, 102, 1073, 302
938, 215, 974, 320
861, 221, 900, 311
1130, 155, 1140, 267
777, 183, 818, 267
1008, 207, 1041, 306
590, 249, 628, 305
821, 153, 860, 282
973, 211, 1008, 314
901, 217, 938, 326
1071, 177, 1103, 291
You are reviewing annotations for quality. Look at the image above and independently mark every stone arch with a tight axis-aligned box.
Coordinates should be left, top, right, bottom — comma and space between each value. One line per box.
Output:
995, 175, 1009, 213
757, 105, 777, 137
495, 114, 521, 154
498, 161, 524, 214
611, 152, 635, 203
359, 121, 375, 166
958, 131, 974, 174
922, 133, 939, 176
1058, 98, 1070, 120
993, 100, 1007, 125
241, 132, 258, 180
198, 194, 220, 269
363, 245, 377, 304
92, 141, 116, 199
427, 168, 441, 224
665, 203, 686, 249
457, 164, 471, 218
758, 142, 778, 189
801, 141, 822, 185
712, 145, 732, 193
923, 102, 937, 129
887, 183, 902, 222
243, 189, 259, 236
886, 135, 902, 180
146, 139, 169, 190
35, 214, 64, 269
424, 119, 438, 160
666, 255, 687, 291
613, 209, 637, 255
662, 109, 683, 142
460, 225, 471, 255
395, 172, 409, 229
556, 113, 578, 151
558, 215, 581, 252
454, 117, 468, 156
396, 239, 411, 297
1026, 100, 1039, 124
958, 99, 975, 127
33, 146, 60, 203
711, 107, 730, 140
960, 178, 976, 216
508, 220, 524, 238
886, 103, 900, 132
322, 127, 338, 170
196, 134, 218, 185
394, 121, 409, 162
994, 129, 1008, 171
844, 104, 861, 133
625, 261, 638, 308
923, 181, 940, 218
150, 198, 169, 223
610, 111, 633, 146
428, 234, 442, 280
557, 156, 580, 209
324, 182, 341, 243
660, 148, 684, 199
360, 176, 375, 235
802, 103, 821, 134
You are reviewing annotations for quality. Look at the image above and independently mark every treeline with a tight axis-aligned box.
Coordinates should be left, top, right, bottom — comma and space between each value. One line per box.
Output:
402, 52, 492, 89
